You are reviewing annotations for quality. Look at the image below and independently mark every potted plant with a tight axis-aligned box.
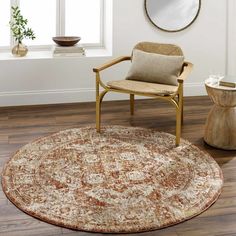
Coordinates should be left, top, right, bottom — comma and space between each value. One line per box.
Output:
10, 6, 36, 57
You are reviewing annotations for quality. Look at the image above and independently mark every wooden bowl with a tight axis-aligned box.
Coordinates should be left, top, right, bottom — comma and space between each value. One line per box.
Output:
52, 36, 81, 47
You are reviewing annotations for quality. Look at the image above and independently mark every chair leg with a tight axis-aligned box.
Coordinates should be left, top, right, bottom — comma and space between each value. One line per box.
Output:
96, 97, 101, 133
176, 83, 184, 146
96, 91, 108, 133
180, 94, 184, 125
176, 106, 182, 146
130, 94, 135, 115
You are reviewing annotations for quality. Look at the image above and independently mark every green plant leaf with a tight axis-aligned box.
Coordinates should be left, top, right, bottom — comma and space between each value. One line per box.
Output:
9, 6, 36, 44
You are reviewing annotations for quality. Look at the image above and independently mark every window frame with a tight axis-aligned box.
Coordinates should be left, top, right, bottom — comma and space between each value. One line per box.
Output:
0, 0, 105, 51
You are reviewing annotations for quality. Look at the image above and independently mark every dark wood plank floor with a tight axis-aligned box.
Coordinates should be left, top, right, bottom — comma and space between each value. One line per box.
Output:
0, 96, 235, 236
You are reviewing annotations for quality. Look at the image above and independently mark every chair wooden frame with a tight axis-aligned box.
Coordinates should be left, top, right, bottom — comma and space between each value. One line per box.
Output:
93, 43, 193, 146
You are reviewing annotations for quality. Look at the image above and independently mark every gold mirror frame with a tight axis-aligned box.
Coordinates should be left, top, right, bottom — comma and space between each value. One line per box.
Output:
144, 0, 201, 32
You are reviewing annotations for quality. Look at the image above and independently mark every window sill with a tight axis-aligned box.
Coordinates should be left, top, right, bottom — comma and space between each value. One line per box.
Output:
0, 48, 112, 61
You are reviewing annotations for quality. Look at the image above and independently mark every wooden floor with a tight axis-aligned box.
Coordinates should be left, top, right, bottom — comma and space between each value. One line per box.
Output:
0, 96, 235, 236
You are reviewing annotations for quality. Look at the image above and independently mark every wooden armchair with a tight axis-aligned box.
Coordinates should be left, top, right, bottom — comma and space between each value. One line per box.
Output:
93, 42, 193, 146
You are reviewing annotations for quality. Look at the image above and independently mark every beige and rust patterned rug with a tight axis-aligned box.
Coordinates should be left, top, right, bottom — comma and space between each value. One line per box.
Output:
2, 126, 223, 233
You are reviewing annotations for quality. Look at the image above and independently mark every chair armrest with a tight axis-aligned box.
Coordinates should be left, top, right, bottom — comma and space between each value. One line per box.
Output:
178, 62, 193, 83
93, 56, 131, 72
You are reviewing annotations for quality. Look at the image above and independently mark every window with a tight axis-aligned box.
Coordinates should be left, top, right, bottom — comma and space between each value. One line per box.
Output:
65, 0, 102, 44
0, 0, 104, 49
20, 0, 56, 46
0, 0, 11, 47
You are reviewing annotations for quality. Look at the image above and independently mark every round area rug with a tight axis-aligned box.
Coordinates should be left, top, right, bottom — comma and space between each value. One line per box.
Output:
2, 126, 223, 233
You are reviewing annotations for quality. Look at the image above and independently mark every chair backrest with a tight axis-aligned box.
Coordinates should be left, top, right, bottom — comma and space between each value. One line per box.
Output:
133, 42, 184, 57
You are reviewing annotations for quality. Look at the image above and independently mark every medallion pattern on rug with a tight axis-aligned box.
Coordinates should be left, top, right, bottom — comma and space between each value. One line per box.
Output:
2, 126, 223, 233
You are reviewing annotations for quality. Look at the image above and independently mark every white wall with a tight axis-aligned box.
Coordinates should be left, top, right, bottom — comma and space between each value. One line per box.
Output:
227, 0, 236, 76
0, 0, 230, 106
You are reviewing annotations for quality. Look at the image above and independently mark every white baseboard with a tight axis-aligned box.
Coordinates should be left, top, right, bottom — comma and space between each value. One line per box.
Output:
0, 82, 206, 107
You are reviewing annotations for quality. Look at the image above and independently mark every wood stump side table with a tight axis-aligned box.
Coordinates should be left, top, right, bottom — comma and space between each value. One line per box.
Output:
204, 78, 236, 150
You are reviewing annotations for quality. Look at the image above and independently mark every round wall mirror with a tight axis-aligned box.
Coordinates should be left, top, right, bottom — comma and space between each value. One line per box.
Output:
145, 0, 201, 32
